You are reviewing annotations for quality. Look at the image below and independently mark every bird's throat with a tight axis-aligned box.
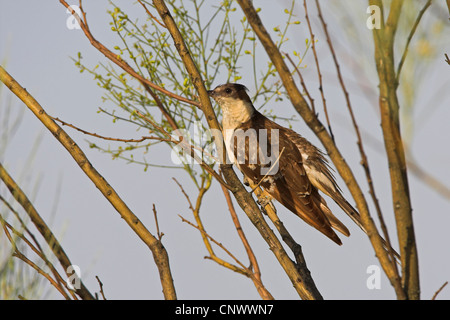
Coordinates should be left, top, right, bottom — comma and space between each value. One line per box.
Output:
221, 99, 255, 130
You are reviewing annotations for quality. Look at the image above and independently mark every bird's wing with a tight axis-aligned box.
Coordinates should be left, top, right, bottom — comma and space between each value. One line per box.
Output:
281, 123, 400, 259
283, 129, 366, 234
233, 113, 344, 245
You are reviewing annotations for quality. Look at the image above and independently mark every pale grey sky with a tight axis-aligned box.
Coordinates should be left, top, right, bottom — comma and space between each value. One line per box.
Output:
1, 0, 449, 300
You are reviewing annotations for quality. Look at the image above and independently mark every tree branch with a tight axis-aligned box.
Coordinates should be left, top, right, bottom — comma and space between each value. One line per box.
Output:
0, 161, 94, 300
0, 65, 177, 300
0, 213, 73, 299
369, 0, 420, 299
396, 0, 433, 84
303, 0, 334, 141
220, 181, 274, 300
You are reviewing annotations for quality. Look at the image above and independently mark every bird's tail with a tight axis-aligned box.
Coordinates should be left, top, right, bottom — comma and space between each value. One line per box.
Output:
333, 193, 400, 261
315, 195, 350, 237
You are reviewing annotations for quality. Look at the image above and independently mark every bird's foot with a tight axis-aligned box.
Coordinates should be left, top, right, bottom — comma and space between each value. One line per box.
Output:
257, 195, 271, 208
257, 194, 274, 215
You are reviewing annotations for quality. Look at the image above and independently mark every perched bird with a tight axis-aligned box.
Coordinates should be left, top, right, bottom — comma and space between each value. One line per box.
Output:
207, 83, 366, 245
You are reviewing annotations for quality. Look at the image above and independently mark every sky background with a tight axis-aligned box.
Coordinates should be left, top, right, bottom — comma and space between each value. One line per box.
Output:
1, 0, 449, 300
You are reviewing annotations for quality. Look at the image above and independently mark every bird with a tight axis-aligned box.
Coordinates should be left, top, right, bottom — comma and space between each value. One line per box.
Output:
207, 83, 366, 245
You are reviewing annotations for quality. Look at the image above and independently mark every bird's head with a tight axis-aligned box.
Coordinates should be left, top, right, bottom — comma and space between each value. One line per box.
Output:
207, 83, 253, 113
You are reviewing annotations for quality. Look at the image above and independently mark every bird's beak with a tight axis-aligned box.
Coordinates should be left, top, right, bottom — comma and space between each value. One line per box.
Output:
207, 90, 214, 97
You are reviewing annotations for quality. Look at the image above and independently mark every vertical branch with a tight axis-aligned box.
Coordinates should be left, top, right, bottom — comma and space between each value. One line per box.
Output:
314, 0, 400, 279
369, 0, 420, 300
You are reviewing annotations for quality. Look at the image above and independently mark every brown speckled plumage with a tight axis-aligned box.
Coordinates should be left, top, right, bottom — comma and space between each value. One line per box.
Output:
208, 83, 364, 245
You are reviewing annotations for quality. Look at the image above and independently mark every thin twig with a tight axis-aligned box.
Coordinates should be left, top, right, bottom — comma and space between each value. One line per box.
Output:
178, 214, 249, 275
173, 177, 215, 256
0, 217, 72, 299
52, 116, 171, 143
136, 110, 232, 190
284, 52, 315, 112
219, 179, 273, 300
432, 281, 448, 300
220, 183, 258, 272
152, 203, 164, 240
174, 172, 249, 276
0, 160, 94, 300
0, 195, 44, 258
174, 176, 272, 298
303, 0, 334, 141
172, 178, 194, 211
95, 276, 107, 300
137, 0, 166, 28
2, 215, 76, 298
0, 65, 176, 300
396, 0, 433, 84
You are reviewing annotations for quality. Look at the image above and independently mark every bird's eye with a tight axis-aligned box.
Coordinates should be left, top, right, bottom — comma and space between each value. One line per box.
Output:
225, 88, 232, 94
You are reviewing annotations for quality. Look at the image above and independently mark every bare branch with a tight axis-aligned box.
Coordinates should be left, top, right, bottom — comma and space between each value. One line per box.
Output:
95, 276, 107, 300
396, 0, 433, 83
303, 0, 333, 140
369, 0, 419, 299
178, 214, 249, 275
0, 65, 177, 300
152, 204, 164, 240
0, 214, 72, 299
432, 281, 448, 300
137, 0, 166, 28
52, 116, 172, 143
219, 180, 274, 300
284, 52, 315, 112
0, 160, 94, 300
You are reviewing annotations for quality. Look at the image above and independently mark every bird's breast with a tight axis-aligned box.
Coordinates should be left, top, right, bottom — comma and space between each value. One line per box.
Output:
223, 128, 237, 164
